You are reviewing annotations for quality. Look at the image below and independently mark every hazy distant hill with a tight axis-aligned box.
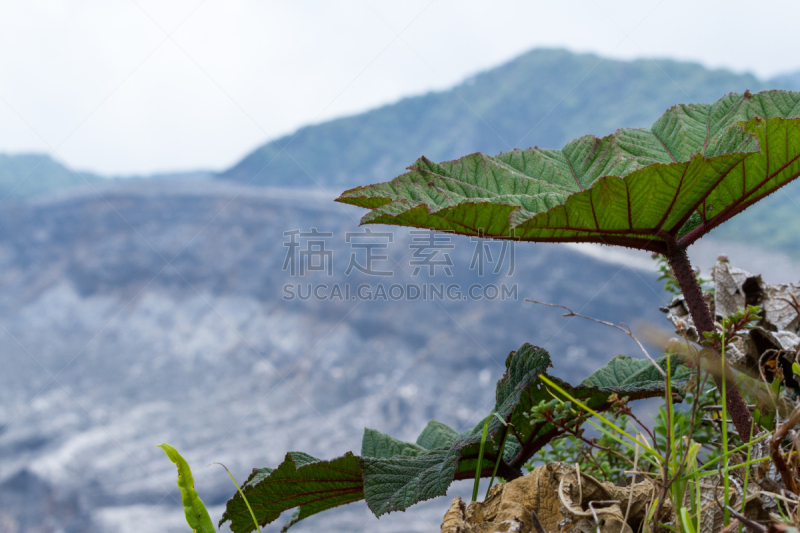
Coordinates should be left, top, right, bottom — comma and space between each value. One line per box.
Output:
0, 154, 212, 201
219, 48, 796, 190
0, 153, 102, 199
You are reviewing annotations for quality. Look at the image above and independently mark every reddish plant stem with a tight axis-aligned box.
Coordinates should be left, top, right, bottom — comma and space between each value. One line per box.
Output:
665, 240, 755, 442
769, 406, 800, 494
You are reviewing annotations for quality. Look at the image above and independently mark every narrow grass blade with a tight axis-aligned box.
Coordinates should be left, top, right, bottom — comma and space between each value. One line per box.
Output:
694, 468, 701, 533
645, 497, 659, 533
682, 431, 771, 480
539, 376, 638, 442
485, 429, 509, 498
540, 374, 665, 464
721, 330, 730, 526
665, 356, 676, 473
690, 457, 770, 479
472, 417, 490, 502
679, 507, 697, 533
212, 462, 263, 533
739, 420, 755, 533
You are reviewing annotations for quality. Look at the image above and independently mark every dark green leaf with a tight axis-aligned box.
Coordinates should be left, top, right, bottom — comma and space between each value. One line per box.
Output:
361, 447, 457, 517
220, 452, 363, 533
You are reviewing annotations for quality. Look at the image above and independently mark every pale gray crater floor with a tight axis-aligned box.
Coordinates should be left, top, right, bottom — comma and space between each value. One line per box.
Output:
1, 180, 794, 532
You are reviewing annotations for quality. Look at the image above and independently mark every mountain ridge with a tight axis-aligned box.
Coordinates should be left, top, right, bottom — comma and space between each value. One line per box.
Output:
217, 48, 795, 190
4, 49, 798, 196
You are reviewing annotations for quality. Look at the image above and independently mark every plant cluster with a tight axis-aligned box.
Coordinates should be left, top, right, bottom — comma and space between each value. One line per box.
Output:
525, 405, 635, 484
158, 90, 800, 533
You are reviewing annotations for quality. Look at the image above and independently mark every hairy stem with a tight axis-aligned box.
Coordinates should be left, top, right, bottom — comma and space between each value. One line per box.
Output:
665, 241, 754, 442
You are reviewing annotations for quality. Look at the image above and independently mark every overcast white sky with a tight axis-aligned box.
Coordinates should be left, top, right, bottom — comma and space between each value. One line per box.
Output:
1, 0, 799, 175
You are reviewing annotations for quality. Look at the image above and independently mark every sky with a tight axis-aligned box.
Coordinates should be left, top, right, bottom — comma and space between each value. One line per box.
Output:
1, 0, 800, 176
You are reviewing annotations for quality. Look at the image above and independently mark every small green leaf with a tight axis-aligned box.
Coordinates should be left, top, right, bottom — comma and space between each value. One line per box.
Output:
472, 417, 490, 501
362, 428, 425, 458
771, 375, 782, 396
157, 443, 215, 533
415, 419, 460, 449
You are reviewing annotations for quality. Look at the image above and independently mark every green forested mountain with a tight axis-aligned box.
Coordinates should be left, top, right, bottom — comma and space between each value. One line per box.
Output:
219, 48, 793, 189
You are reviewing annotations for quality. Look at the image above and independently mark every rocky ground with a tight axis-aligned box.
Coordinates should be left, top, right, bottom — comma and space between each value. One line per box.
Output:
0, 179, 790, 532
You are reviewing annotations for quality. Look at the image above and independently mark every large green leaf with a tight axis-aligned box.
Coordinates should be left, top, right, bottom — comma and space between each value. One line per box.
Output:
157, 443, 215, 533
220, 451, 363, 533
337, 90, 800, 253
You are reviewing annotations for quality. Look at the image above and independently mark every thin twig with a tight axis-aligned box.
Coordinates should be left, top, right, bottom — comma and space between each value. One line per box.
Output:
581, 447, 611, 480
770, 405, 800, 495
725, 506, 766, 533
758, 490, 799, 504
779, 294, 800, 319
526, 300, 665, 376
589, 501, 620, 524
551, 417, 635, 467
627, 411, 659, 452
622, 442, 640, 533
